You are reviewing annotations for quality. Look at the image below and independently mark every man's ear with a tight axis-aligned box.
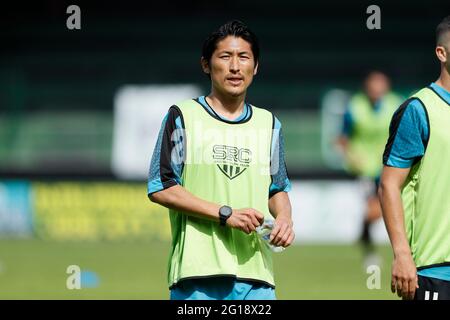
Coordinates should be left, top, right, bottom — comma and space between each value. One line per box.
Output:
253, 62, 259, 76
201, 57, 210, 74
436, 45, 448, 64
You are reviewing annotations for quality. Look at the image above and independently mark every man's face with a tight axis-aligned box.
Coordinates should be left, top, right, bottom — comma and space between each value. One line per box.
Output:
203, 36, 258, 98
364, 72, 390, 103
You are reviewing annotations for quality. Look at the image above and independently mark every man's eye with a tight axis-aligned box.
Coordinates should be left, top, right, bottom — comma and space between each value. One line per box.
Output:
220, 55, 230, 59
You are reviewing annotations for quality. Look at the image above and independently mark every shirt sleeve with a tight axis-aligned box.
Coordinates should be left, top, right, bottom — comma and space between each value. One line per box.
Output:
147, 106, 185, 196
269, 116, 292, 198
341, 108, 354, 138
382, 98, 429, 168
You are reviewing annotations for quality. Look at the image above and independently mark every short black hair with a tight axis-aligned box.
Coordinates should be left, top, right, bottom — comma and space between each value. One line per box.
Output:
202, 20, 259, 66
436, 15, 450, 47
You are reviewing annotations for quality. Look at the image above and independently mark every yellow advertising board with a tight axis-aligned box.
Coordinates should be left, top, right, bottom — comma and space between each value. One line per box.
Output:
32, 182, 171, 241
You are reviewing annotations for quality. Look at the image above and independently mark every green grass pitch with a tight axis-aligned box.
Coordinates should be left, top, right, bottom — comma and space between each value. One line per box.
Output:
0, 239, 397, 299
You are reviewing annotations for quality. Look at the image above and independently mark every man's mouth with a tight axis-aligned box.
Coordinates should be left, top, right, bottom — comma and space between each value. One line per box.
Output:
227, 77, 243, 85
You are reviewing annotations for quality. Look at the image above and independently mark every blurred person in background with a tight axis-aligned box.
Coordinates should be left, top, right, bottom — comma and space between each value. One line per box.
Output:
379, 15, 450, 300
337, 71, 402, 267
147, 20, 294, 300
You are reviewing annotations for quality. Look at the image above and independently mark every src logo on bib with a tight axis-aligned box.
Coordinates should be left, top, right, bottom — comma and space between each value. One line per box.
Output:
212, 145, 252, 180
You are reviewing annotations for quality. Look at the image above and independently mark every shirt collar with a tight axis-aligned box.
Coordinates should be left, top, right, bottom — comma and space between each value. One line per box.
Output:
198, 96, 250, 122
430, 82, 450, 104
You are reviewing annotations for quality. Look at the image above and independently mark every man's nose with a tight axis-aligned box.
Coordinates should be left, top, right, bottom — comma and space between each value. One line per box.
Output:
229, 56, 240, 72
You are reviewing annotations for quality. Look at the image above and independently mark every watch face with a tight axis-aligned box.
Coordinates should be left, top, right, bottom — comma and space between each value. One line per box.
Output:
220, 205, 232, 217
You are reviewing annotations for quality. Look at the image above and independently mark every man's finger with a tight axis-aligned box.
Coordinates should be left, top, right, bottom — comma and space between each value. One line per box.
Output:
408, 277, 417, 300
242, 225, 250, 234
285, 232, 295, 247
396, 280, 403, 297
281, 230, 293, 247
403, 279, 413, 300
402, 280, 410, 300
270, 224, 281, 242
272, 223, 288, 245
279, 229, 292, 246
391, 278, 396, 294
249, 214, 260, 229
242, 215, 254, 232
254, 210, 264, 224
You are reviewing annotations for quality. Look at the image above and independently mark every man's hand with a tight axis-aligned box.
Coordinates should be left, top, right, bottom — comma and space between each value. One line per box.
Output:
226, 208, 264, 234
346, 152, 365, 175
391, 252, 419, 300
379, 165, 417, 300
270, 216, 295, 248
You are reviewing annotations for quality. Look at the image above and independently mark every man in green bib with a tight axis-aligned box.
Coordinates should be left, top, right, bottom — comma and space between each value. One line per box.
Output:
147, 20, 294, 300
337, 71, 402, 267
379, 15, 450, 300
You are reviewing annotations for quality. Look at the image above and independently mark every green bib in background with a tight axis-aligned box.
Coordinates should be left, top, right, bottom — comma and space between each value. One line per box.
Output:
347, 92, 401, 177
167, 99, 276, 288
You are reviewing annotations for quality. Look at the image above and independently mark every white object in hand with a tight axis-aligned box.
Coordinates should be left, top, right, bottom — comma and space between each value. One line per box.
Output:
256, 219, 285, 253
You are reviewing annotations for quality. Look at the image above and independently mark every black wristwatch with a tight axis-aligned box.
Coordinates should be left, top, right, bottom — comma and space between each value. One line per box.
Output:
219, 205, 233, 226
